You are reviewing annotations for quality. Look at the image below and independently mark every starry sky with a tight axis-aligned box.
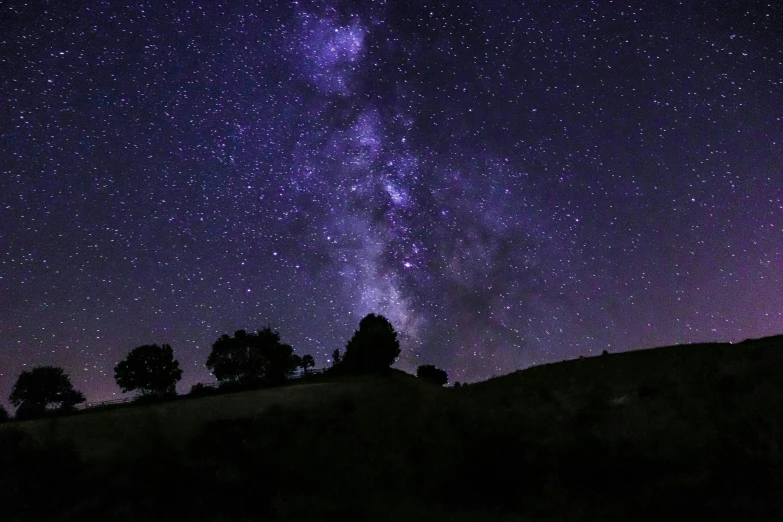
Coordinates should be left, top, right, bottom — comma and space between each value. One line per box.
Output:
1, 0, 781, 403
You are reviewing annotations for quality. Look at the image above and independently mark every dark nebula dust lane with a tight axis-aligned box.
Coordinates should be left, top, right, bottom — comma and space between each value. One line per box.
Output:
0, 1, 781, 401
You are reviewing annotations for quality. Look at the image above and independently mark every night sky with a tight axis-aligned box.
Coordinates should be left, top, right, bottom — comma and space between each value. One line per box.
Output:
1, 1, 781, 404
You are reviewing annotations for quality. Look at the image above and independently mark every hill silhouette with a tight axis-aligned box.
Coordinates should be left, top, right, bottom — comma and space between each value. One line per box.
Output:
1, 335, 783, 520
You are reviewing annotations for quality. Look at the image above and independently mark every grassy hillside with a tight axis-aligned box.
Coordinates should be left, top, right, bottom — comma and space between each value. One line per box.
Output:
1, 381, 357, 461
2, 336, 783, 521
466, 334, 783, 407
451, 335, 783, 520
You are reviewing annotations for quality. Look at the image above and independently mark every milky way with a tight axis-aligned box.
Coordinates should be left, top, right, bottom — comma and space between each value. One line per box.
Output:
1, 1, 781, 402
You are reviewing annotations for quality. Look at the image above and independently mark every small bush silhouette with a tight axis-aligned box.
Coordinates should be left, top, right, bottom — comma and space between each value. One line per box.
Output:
417, 364, 448, 386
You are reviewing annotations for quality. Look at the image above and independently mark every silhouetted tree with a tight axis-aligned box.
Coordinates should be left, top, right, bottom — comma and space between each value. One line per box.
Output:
207, 330, 250, 385
260, 329, 301, 386
331, 348, 342, 367
206, 327, 300, 387
338, 314, 401, 373
0, 404, 7, 422
114, 344, 183, 397
9, 366, 85, 418
291, 354, 303, 376
301, 354, 315, 376
417, 364, 448, 386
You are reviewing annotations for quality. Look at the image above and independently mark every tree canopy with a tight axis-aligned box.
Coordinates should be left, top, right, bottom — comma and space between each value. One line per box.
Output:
206, 327, 301, 387
301, 354, 315, 375
338, 314, 401, 373
114, 344, 183, 397
417, 364, 448, 386
9, 366, 85, 418
331, 348, 342, 367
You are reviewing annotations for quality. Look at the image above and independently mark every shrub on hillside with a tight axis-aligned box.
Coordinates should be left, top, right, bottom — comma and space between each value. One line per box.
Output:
416, 364, 448, 386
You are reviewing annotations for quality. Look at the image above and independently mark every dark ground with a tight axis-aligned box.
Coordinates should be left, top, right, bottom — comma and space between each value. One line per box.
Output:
3, 335, 783, 521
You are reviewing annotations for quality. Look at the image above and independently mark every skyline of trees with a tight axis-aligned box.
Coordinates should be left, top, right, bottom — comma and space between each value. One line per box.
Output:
1, 313, 449, 420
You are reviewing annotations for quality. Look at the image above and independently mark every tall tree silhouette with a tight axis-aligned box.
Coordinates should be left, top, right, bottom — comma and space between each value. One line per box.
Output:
206, 327, 300, 387
114, 344, 183, 397
339, 314, 401, 373
301, 354, 316, 376
206, 329, 251, 385
0, 404, 7, 422
9, 366, 85, 419
331, 348, 342, 367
